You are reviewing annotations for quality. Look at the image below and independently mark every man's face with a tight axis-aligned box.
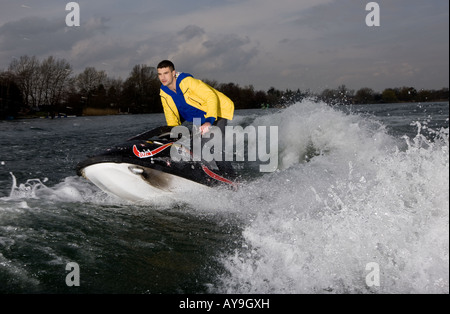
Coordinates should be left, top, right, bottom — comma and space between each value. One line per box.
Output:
158, 67, 175, 87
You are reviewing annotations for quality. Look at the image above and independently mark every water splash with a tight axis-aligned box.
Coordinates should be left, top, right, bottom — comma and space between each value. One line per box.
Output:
213, 100, 449, 294
7, 172, 49, 200
4, 172, 121, 205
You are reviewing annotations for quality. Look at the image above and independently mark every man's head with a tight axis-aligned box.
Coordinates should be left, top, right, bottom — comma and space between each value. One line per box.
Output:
157, 60, 176, 88
157, 60, 175, 72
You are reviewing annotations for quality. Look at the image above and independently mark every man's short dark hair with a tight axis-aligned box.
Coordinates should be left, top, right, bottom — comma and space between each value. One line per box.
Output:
157, 60, 175, 71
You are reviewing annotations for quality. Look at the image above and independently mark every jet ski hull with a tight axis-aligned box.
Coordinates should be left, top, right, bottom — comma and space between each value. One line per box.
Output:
80, 162, 210, 202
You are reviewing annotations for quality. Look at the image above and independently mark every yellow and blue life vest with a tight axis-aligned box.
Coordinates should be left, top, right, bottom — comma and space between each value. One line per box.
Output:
159, 73, 234, 126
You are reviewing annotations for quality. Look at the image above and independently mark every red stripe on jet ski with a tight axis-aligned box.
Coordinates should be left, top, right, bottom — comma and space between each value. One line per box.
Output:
201, 165, 237, 189
133, 143, 172, 158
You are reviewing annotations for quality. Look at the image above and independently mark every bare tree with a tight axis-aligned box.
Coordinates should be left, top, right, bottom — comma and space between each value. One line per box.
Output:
38, 56, 73, 107
75, 67, 107, 94
8, 55, 73, 109
8, 55, 39, 108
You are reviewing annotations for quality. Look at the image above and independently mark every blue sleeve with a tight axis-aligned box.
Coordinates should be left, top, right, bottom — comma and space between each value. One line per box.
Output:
205, 117, 216, 125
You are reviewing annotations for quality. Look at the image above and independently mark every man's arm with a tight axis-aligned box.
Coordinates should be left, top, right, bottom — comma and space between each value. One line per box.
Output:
185, 77, 220, 124
160, 94, 181, 127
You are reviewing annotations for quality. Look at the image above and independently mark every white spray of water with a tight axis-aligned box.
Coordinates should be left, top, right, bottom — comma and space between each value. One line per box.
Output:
4, 173, 119, 205
211, 100, 449, 294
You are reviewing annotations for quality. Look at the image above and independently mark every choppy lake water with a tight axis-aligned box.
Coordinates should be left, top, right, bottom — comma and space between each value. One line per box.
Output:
0, 100, 448, 294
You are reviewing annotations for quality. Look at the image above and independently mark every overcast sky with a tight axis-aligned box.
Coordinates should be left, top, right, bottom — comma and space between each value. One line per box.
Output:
0, 0, 448, 92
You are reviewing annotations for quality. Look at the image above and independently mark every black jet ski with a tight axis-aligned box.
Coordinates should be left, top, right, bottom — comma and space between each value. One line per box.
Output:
76, 126, 238, 201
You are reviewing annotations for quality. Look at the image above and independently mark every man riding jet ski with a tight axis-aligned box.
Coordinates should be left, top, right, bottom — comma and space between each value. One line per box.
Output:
77, 60, 237, 201
76, 125, 238, 202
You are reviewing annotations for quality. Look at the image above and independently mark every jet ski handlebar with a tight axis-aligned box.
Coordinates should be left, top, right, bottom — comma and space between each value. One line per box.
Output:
127, 125, 174, 141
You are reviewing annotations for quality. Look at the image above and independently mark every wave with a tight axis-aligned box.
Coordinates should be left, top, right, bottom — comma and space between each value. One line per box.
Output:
211, 100, 449, 294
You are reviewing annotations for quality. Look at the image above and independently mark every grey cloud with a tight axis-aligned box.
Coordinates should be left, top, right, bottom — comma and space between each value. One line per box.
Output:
0, 17, 62, 53
171, 29, 259, 76
202, 34, 257, 70
1, 0, 446, 92
178, 25, 205, 40
0, 15, 110, 62
275, 0, 449, 91
203, 35, 251, 53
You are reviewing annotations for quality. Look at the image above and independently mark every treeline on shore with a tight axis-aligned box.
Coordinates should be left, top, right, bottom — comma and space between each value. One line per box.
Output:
1, 55, 449, 119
